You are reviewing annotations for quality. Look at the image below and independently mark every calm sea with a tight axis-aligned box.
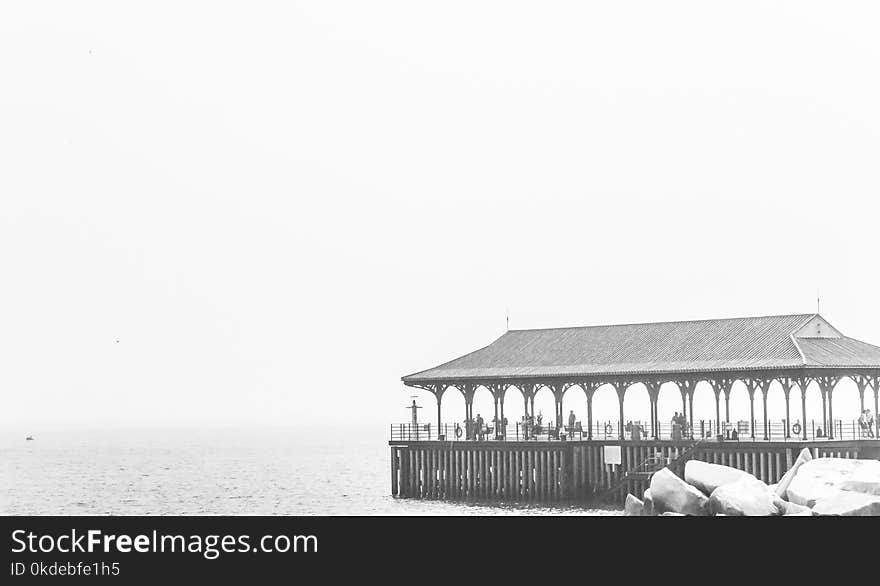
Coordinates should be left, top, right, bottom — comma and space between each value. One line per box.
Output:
0, 426, 620, 516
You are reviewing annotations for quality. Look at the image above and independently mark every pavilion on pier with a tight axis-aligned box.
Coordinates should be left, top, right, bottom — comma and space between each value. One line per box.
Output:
402, 313, 880, 441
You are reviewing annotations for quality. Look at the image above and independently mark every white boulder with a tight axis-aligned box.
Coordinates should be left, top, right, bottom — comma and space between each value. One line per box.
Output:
642, 489, 654, 516
624, 493, 644, 516
812, 491, 880, 516
774, 447, 813, 498
708, 477, 779, 516
786, 458, 880, 507
684, 460, 757, 496
650, 467, 709, 516
772, 495, 812, 516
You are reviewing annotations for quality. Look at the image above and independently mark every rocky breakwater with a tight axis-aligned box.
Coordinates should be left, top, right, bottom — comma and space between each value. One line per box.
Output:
622, 449, 880, 516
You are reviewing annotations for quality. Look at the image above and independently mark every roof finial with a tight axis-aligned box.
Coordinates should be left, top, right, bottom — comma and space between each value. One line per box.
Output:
817, 289, 820, 315
506, 307, 510, 331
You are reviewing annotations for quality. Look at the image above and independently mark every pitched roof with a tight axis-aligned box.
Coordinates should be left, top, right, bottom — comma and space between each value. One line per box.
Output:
402, 313, 880, 383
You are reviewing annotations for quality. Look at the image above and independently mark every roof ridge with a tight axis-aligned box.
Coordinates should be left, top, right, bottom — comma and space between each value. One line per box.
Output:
788, 314, 816, 366
507, 313, 815, 333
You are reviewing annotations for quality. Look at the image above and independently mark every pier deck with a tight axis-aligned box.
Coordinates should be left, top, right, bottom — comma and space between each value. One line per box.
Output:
389, 436, 880, 504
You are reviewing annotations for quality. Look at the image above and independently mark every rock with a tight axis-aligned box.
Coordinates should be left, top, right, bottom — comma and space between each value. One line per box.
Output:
709, 477, 779, 516
650, 467, 709, 516
812, 491, 880, 516
786, 458, 880, 507
783, 509, 814, 516
642, 489, 654, 516
775, 447, 813, 498
839, 477, 880, 496
624, 493, 644, 516
772, 495, 812, 515
685, 460, 757, 496
660, 511, 685, 516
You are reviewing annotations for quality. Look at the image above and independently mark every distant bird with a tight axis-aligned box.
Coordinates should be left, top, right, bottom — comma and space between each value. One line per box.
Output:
26, 436, 34, 441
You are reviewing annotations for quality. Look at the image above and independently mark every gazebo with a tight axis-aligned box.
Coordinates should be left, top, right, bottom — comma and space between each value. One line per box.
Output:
402, 313, 880, 441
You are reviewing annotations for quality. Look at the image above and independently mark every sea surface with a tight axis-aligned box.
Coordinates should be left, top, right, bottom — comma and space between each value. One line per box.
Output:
0, 426, 620, 516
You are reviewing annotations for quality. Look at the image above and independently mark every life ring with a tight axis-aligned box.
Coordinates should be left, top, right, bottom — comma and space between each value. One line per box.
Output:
454, 423, 463, 438
604, 423, 613, 435
792, 422, 802, 435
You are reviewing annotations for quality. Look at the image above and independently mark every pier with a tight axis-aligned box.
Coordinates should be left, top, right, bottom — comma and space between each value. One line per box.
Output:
393, 313, 880, 504
390, 435, 880, 503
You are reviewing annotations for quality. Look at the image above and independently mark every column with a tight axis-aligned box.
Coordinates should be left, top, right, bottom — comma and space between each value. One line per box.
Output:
555, 392, 563, 430
714, 389, 721, 437
587, 392, 594, 440
650, 395, 657, 440
783, 383, 791, 439
499, 396, 505, 439
688, 391, 695, 436
616, 383, 626, 440
827, 382, 835, 440
800, 382, 808, 440
435, 389, 443, 435
821, 388, 828, 437
749, 389, 756, 439
762, 385, 769, 440
874, 383, 879, 438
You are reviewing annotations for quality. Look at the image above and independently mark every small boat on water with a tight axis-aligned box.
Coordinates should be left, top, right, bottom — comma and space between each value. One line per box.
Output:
26, 436, 34, 441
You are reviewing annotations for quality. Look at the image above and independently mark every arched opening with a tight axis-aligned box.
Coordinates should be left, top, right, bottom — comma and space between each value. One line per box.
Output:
591, 383, 619, 439
656, 381, 683, 439
727, 380, 752, 437
622, 382, 650, 438
763, 380, 787, 440
471, 385, 496, 427
562, 384, 588, 436
802, 380, 824, 439
832, 377, 861, 439
532, 384, 557, 429
501, 385, 526, 438
439, 386, 466, 432
690, 380, 716, 437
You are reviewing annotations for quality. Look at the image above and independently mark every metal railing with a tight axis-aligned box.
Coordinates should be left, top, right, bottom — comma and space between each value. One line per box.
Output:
390, 418, 877, 442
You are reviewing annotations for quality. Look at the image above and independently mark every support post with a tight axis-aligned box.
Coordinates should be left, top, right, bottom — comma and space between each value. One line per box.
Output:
714, 388, 721, 437
874, 379, 879, 439
724, 389, 731, 423
645, 380, 662, 439
827, 385, 835, 440
436, 388, 443, 433
798, 378, 809, 440
688, 391, 695, 435
614, 382, 628, 440
762, 385, 769, 440
587, 390, 594, 440
749, 390, 755, 439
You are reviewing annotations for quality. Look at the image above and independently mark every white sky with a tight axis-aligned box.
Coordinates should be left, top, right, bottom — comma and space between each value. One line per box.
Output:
2, 2, 879, 431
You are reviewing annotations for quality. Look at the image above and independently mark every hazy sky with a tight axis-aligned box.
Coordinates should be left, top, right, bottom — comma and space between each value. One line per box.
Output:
3, 2, 880, 430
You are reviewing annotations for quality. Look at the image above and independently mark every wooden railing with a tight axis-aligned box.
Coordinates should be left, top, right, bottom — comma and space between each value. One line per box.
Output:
390, 418, 877, 442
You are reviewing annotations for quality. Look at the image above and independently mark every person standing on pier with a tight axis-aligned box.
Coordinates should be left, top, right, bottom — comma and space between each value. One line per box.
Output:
475, 413, 484, 441
867, 410, 876, 438
568, 410, 576, 433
